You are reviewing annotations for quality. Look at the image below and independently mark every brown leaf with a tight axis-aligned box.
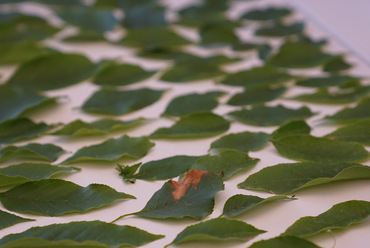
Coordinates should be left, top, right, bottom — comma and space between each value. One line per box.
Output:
169, 170, 208, 200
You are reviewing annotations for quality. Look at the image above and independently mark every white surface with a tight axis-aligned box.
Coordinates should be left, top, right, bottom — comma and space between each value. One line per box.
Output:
0, 0, 369, 248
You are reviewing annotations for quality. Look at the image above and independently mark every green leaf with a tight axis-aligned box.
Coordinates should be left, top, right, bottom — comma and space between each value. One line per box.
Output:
7, 53, 98, 91
238, 162, 370, 194
122, 4, 167, 29
167, 217, 266, 246
52, 118, 144, 136
93, 63, 157, 87
150, 112, 230, 139
82, 88, 164, 115
282, 200, 370, 237
163, 91, 225, 116
115, 170, 224, 220
120, 27, 191, 50
62, 135, 155, 164
0, 221, 163, 248
258, 44, 273, 61
270, 120, 311, 140
242, 7, 291, 21
0, 85, 54, 123
325, 97, 370, 122
130, 155, 200, 180
220, 65, 293, 88
0, 143, 64, 162
249, 236, 322, 248
190, 149, 259, 180
255, 22, 304, 37
272, 134, 369, 163
228, 105, 314, 126
0, 163, 79, 188
296, 75, 358, 88
222, 195, 295, 217
0, 210, 33, 230
268, 41, 333, 68
290, 86, 370, 104
0, 118, 51, 145
0, 179, 135, 216
227, 86, 287, 106
199, 24, 240, 47
116, 162, 141, 183
63, 30, 106, 42
232, 42, 260, 52
323, 56, 352, 72
325, 119, 370, 145
210, 131, 270, 152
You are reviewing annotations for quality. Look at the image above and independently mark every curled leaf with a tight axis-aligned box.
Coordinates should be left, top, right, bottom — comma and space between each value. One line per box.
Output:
249, 236, 322, 248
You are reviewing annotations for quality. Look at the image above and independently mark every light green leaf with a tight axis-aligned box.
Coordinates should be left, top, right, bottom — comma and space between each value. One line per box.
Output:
0, 210, 33, 230
228, 105, 314, 126
114, 170, 224, 220
323, 56, 352, 72
270, 120, 311, 140
227, 86, 287, 106
238, 162, 370, 194
220, 65, 292, 88
242, 7, 291, 21
163, 91, 225, 116
268, 41, 333, 68
0, 143, 64, 162
249, 236, 322, 248
325, 97, 370, 122
0, 179, 135, 216
52, 118, 144, 136
7, 53, 98, 91
167, 217, 266, 246
272, 134, 369, 163
0, 163, 79, 188
222, 194, 295, 217
190, 149, 259, 180
62, 135, 154, 164
296, 75, 358, 88
150, 112, 230, 139
325, 119, 370, 145
0, 118, 51, 145
82, 88, 164, 115
0, 221, 163, 248
93, 63, 157, 87
255, 22, 304, 37
210, 131, 270, 152
282, 200, 370, 237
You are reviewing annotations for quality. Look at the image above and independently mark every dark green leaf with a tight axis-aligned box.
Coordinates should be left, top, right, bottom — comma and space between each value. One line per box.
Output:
82, 88, 164, 115
167, 217, 265, 246
0, 143, 64, 162
7, 53, 98, 91
63, 30, 106, 42
0, 221, 163, 247
150, 112, 230, 139
0, 179, 135, 216
120, 27, 191, 50
190, 149, 259, 180
255, 22, 304, 37
325, 119, 370, 145
232, 42, 260, 52
323, 56, 352, 72
296, 75, 359, 88
220, 65, 293, 88
0, 118, 51, 145
0, 210, 33, 230
325, 97, 370, 122
272, 134, 369, 163
222, 195, 294, 217
122, 4, 167, 29
242, 7, 291, 21
228, 105, 314, 126
52, 118, 144, 136
137, 48, 189, 60
93, 63, 157, 86
199, 24, 240, 47
210, 131, 270, 152
0, 163, 79, 188
270, 120, 311, 140
62, 135, 155, 164
258, 44, 273, 61
238, 162, 370, 194
282, 200, 370, 237
268, 41, 333, 68
249, 236, 322, 248
227, 86, 287, 106
163, 91, 225, 116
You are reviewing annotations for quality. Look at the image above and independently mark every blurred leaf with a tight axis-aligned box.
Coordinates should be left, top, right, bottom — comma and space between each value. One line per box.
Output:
270, 120, 311, 140
199, 24, 239, 46
0, 210, 33, 230
63, 30, 106, 42
249, 236, 322, 248
255, 22, 304, 37
122, 4, 167, 29
242, 7, 291, 21
227, 86, 287, 106
325, 97, 370, 122
323, 56, 352, 72
325, 119, 370, 145
0, 143, 64, 162
296, 75, 359, 88
210, 131, 270, 152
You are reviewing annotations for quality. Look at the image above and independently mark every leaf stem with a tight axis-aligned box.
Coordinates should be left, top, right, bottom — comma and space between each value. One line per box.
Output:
110, 211, 140, 223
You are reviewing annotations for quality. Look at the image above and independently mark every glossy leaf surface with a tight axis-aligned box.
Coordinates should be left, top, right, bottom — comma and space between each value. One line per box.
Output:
0, 143, 64, 162
0, 179, 135, 216
0, 210, 33, 230
62, 135, 154, 164
210, 131, 270, 152
249, 236, 322, 248
238, 162, 370, 194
